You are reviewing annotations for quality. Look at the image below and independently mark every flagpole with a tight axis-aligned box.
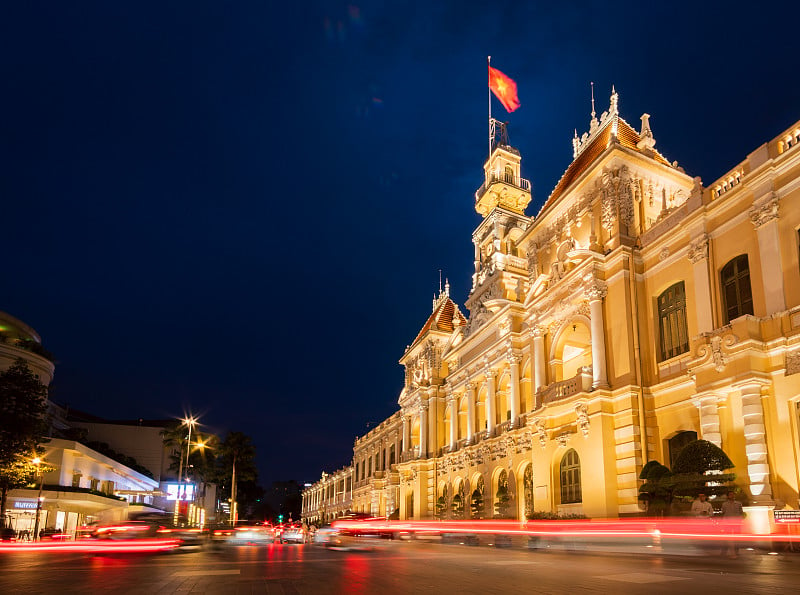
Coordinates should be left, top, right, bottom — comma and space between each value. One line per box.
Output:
487, 55, 492, 160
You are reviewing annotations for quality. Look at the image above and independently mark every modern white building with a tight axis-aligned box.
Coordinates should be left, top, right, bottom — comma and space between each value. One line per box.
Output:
6, 438, 159, 537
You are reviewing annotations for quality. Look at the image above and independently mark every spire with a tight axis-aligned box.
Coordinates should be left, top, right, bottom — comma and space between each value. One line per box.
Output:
589, 82, 599, 133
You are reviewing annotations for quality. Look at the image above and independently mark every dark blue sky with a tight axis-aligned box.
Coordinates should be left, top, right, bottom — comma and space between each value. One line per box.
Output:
2, 2, 798, 485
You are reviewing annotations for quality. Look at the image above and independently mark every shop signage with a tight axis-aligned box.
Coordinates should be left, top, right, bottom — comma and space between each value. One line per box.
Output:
774, 510, 800, 523
13, 500, 37, 509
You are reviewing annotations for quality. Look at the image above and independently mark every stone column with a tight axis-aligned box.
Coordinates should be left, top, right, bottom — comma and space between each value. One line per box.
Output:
751, 194, 785, 314
402, 415, 410, 453
419, 400, 428, 458
694, 395, 722, 447
738, 382, 773, 503
688, 234, 714, 334
586, 281, 609, 389
532, 326, 546, 396
466, 382, 476, 443
448, 394, 457, 450
484, 366, 496, 436
509, 352, 522, 427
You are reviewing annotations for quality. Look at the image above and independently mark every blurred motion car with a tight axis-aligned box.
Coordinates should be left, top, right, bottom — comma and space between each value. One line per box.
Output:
218, 524, 275, 545
90, 514, 207, 548
280, 524, 306, 544
39, 528, 72, 541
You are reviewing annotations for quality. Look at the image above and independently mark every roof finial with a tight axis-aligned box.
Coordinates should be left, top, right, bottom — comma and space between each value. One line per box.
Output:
590, 82, 596, 119
444, 278, 450, 297
439, 269, 442, 294
609, 84, 619, 116
572, 128, 580, 159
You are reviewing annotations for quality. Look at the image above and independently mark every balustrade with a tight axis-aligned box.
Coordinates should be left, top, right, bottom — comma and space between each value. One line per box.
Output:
537, 367, 593, 405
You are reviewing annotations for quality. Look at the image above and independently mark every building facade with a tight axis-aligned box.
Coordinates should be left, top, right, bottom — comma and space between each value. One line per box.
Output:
5, 438, 160, 537
302, 466, 353, 526
304, 93, 800, 530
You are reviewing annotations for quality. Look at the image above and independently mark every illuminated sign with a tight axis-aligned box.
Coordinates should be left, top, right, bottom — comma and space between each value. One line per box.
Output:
14, 500, 37, 509
164, 483, 195, 501
774, 510, 800, 523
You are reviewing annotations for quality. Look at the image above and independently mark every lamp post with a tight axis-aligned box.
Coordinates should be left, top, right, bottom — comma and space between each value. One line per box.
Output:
32, 457, 44, 541
175, 416, 198, 497
174, 416, 198, 525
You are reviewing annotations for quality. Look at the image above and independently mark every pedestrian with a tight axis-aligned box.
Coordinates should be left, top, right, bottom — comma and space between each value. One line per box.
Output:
691, 493, 713, 518
720, 490, 744, 558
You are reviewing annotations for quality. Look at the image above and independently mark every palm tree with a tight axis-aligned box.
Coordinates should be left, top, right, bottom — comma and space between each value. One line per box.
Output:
217, 432, 257, 525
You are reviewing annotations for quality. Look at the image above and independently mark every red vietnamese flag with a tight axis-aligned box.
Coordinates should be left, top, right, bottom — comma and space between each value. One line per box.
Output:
489, 66, 520, 112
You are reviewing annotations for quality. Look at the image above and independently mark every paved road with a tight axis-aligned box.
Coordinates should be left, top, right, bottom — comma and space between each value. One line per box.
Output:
1, 540, 798, 594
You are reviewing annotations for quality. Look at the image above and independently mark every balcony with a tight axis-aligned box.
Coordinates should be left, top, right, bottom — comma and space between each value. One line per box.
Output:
538, 367, 593, 405
474, 172, 531, 202
400, 447, 420, 463
495, 420, 513, 435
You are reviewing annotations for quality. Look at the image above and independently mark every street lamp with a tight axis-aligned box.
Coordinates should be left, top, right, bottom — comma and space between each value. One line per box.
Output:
175, 416, 198, 500
32, 457, 44, 541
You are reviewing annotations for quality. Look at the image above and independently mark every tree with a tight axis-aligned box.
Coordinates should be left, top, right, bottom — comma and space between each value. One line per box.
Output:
638, 461, 674, 516
451, 494, 464, 519
671, 440, 736, 500
217, 431, 257, 524
0, 358, 50, 525
494, 484, 511, 518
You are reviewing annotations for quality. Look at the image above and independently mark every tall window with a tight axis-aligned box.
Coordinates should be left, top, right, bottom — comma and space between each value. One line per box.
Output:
658, 282, 689, 360
560, 449, 582, 504
668, 431, 697, 470
504, 166, 514, 184
721, 255, 753, 324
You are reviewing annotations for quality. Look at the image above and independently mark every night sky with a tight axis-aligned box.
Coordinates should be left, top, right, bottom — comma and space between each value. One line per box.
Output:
2, 2, 798, 486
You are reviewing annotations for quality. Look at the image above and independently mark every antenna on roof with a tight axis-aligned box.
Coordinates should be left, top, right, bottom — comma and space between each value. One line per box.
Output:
590, 81, 596, 120
439, 269, 442, 294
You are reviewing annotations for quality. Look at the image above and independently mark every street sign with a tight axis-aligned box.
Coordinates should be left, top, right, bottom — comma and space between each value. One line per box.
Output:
774, 510, 800, 523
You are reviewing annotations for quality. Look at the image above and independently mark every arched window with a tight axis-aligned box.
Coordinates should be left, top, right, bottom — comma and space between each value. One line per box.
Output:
658, 282, 689, 360
721, 255, 753, 324
504, 166, 514, 184
560, 449, 582, 504
668, 431, 697, 470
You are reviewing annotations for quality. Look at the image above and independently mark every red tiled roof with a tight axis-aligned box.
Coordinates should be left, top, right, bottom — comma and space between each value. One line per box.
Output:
407, 296, 466, 352
539, 116, 672, 216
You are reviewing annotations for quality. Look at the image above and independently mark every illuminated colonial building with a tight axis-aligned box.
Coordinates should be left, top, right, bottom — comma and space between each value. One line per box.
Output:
304, 92, 800, 529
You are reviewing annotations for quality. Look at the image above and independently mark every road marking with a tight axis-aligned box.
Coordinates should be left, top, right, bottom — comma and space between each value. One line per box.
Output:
488, 560, 533, 565
173, 570, 241, 577
601, 573, 689, 584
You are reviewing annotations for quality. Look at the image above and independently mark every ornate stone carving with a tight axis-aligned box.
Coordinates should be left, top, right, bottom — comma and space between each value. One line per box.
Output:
575, 402, 590, 438
555, 432, 570, 447
749, 193, 780, 229
786, 350, 800, 376
599, 166, 634, 232
659, 246, 670, 261
696, 332, 738, 373
529, 417, 547, 449
688, 235, 709, 264
584, 279, 608, 301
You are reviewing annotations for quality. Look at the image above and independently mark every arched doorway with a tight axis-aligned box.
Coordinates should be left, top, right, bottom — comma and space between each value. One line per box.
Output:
471, 475, 486, 519
523, 464, 533, 519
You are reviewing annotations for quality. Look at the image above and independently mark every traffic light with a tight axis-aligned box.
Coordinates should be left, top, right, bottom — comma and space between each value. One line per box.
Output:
278, 514, 283, 523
